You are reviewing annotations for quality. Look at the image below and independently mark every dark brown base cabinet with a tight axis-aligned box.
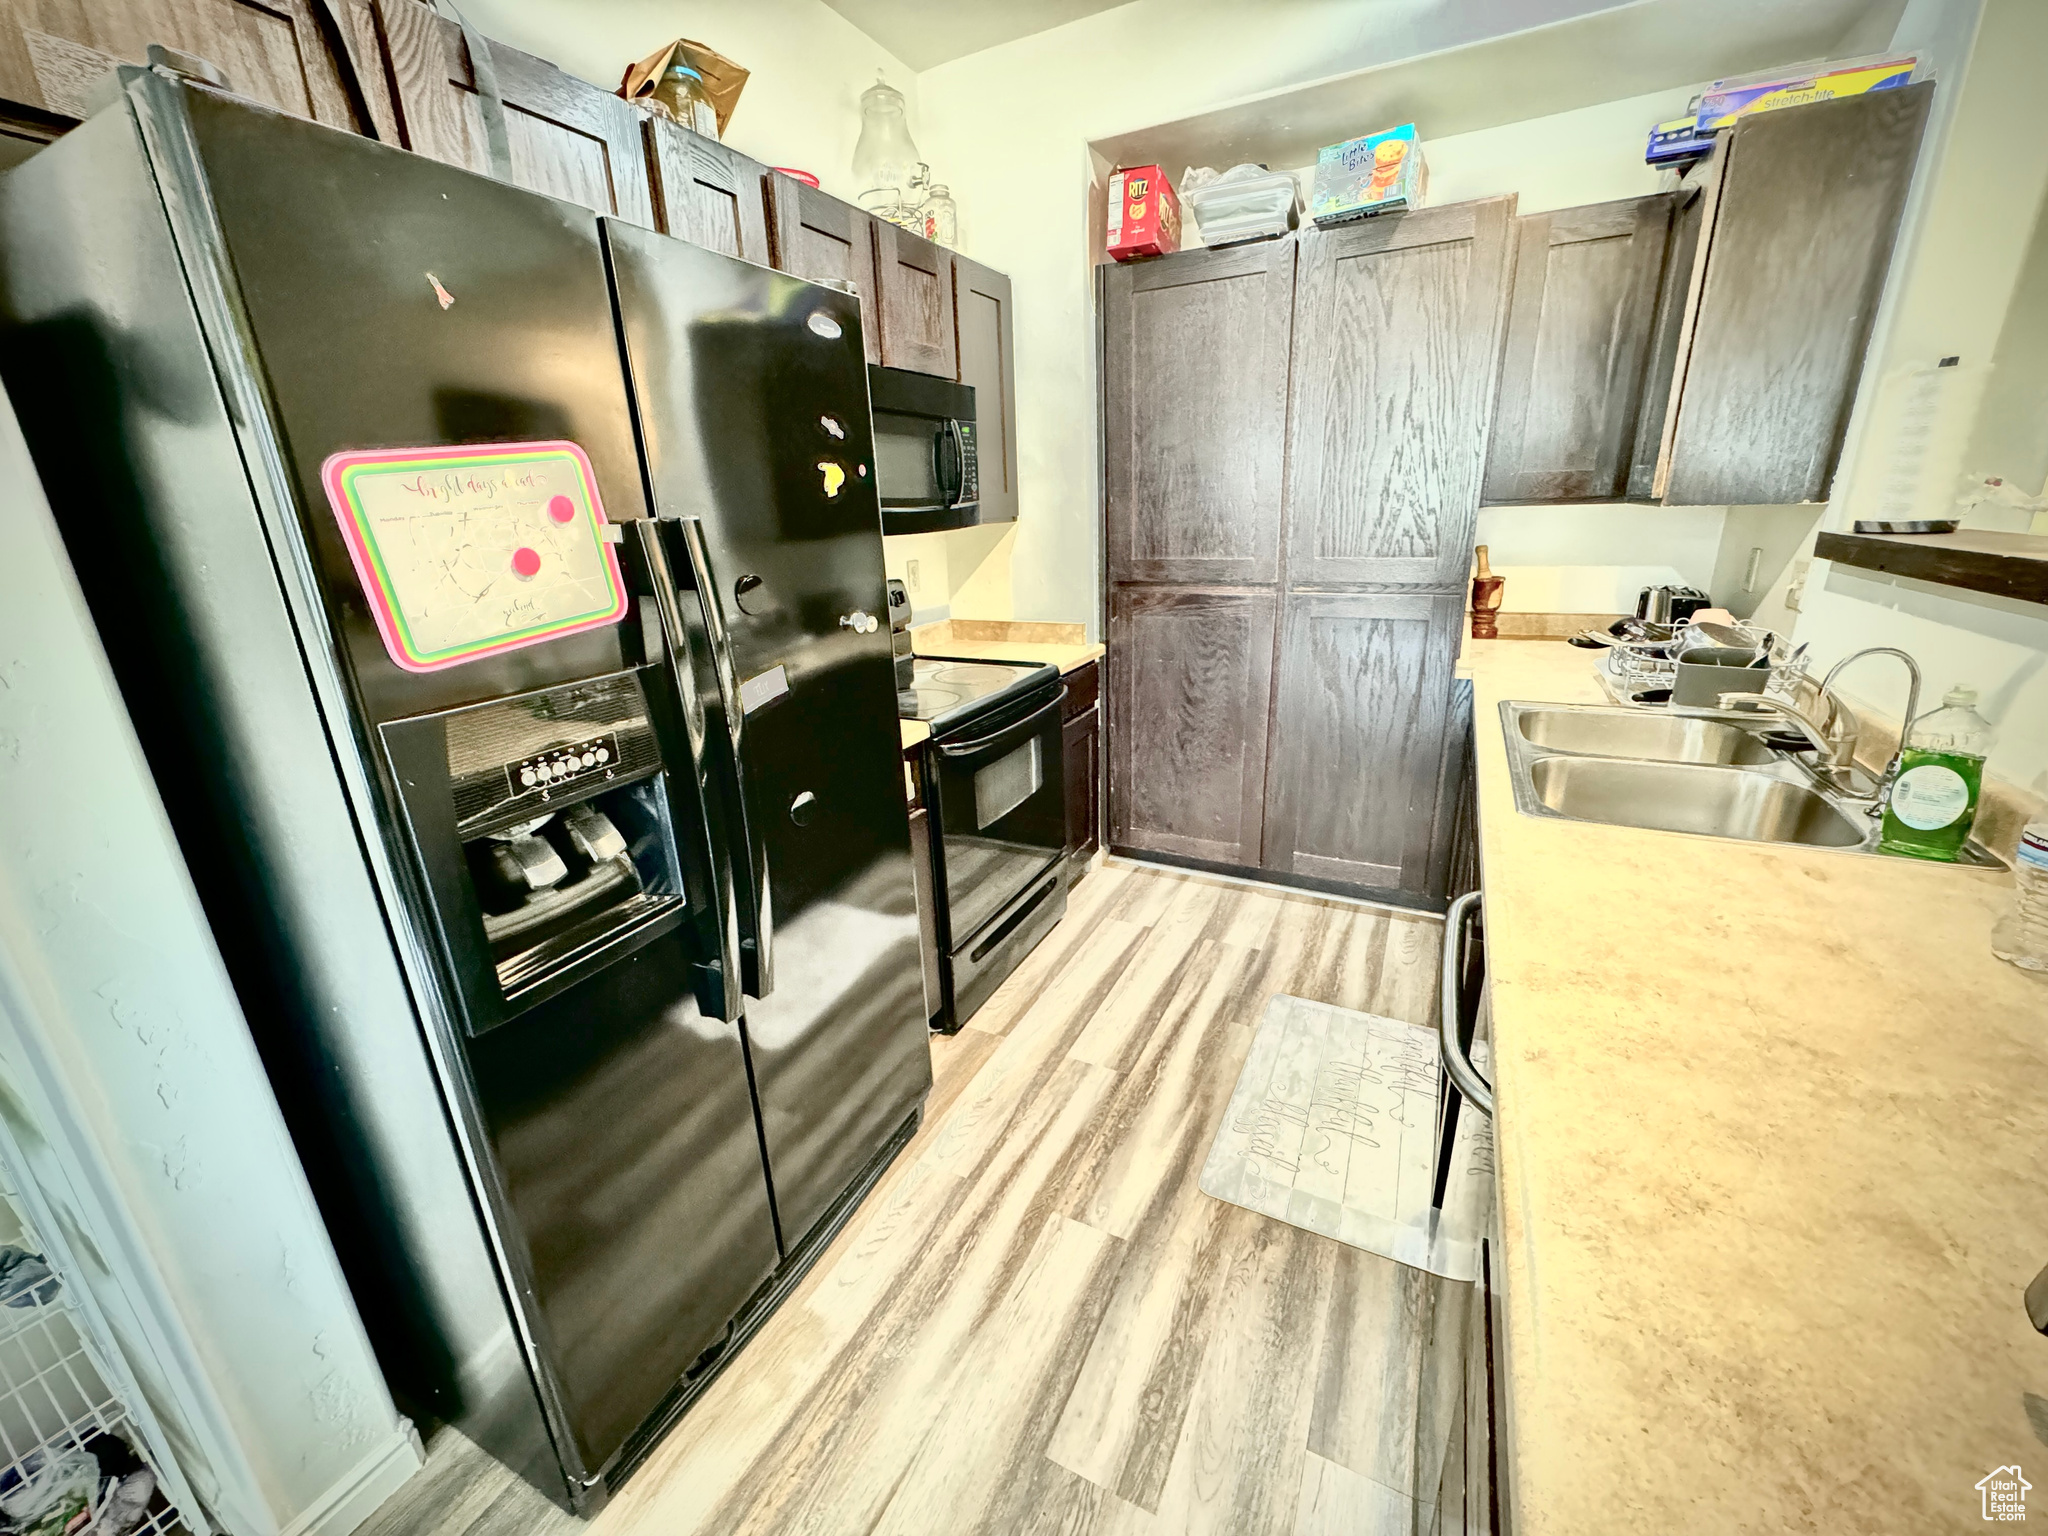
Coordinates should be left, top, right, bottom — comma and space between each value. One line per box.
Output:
1102, 199, 1514, 911
1061, 660, 1101, 873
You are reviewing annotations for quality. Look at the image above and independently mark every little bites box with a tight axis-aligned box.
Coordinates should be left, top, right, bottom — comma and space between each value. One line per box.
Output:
1310, 124, 1427, 226
1107, 165, 1180, 261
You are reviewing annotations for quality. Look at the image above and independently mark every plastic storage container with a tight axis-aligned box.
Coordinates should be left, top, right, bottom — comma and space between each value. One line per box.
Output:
1186, 165, 1300, 248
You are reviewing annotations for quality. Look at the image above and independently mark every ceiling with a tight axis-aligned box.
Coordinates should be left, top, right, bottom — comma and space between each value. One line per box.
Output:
818, 0, 1134, 70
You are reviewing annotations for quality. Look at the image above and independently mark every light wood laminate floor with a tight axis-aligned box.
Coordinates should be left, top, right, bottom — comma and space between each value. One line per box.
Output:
362, 859, 1450, 1536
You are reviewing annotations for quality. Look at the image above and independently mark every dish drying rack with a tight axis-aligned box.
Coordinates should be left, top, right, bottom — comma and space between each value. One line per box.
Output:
1594, 619, 1804, 708
0, 1172, 189, 1536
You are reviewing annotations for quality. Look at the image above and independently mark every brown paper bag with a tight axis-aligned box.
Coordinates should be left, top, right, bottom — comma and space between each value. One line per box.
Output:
619, 38, 749, 137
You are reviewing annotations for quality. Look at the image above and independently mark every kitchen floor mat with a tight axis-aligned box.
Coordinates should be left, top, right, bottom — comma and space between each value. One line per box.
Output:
1199, 994, 1493, 1282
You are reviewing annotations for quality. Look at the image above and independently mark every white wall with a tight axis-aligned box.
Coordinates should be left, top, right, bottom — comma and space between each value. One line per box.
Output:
0, 390, 418, 1535
1791, 0, 2048, 796
912, 0, 1642, 632
457, 0, 921, 203
1475, 505, 1724, 613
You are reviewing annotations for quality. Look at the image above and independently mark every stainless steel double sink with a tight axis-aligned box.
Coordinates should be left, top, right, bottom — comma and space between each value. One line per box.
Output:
1499, 701, 2003, 864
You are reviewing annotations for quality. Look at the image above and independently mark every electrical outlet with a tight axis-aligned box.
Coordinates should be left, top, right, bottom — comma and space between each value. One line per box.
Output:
1784, 559, 1810, 613
905, 558, 921, 594
1744, 546, 1763, 593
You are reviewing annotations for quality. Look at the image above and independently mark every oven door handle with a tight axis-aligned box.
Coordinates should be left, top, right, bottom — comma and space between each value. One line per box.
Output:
676, 516, 774, 1001
934, 693, 1063, 758
1439, 890, 1491, 1116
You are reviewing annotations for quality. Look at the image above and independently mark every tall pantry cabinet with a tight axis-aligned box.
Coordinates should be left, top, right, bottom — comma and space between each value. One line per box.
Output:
1103, 196, 1514, 906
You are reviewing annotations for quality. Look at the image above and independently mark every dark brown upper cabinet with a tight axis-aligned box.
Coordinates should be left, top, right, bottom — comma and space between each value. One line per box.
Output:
644, 116, 769, 264
1102, 238, 1297, 586
954, 252, 1017, 524
873, 219, 957, 377
1107, 584, 1276, 868
374, 0, 653, 224
1260, 590, 1463, 896
1283, 197, 1515, 588
0, 0, 395, 145
1484, 194, 1675, 504
765, 174, 880, 364
1652, 82, 1933, 505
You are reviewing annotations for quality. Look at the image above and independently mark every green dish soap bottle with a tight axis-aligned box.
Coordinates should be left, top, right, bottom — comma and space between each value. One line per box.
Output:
1878, 685, 1996, 861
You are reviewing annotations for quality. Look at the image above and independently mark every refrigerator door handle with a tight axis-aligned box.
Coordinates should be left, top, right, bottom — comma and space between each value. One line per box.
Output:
636, 523, 745, 1023
678, 515, 775, 1000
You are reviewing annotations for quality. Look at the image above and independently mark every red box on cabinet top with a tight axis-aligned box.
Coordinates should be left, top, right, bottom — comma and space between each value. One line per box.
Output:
1107, 165, 1180, 261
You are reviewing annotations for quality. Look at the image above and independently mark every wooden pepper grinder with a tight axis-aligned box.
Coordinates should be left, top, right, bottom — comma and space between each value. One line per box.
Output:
1470, 545, 1505, 639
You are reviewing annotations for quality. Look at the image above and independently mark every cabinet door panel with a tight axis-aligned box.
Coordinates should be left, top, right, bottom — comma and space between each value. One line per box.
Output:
1103, 240, 1295, 585
0, 0, 391, 136
873, 219, 957, 377
955, 252, 1017, 524
1063, 706, 1100, 862
1285, 199, 1513, 587
1485, 195, 1673, 504
1263, 592, 1461, 894
766, 174, 879, 363
1108, 585, 1274, 867
1662, 83, 1931, 506
644, 116, 768, 263
375, 0, 653, 223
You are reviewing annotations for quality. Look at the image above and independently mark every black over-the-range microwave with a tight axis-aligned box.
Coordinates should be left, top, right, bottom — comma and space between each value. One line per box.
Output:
868, 364, 987, 533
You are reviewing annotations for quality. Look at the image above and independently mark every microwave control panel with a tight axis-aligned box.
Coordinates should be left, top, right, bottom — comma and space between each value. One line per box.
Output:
957, 421, 980, 505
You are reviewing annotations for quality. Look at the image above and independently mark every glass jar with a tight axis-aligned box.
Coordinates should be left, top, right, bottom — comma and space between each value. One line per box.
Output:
923, 183, 957, 246
852, 76, 920, 216
654, 63, 718, 139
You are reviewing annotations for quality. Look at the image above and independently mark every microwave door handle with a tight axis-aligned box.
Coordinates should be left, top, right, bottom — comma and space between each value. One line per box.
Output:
635, 522, 745, 1022
945, 419, 967, 510
933, 419, 960, 511
677, 516, 774, 1001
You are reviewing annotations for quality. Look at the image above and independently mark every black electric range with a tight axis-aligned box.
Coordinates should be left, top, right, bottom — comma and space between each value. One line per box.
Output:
898, 656, 1060, 731
899, 655, 1068, 1032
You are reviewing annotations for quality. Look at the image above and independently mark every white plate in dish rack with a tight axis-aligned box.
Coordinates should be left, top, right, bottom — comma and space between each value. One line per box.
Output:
1199, 995, 1493, 1282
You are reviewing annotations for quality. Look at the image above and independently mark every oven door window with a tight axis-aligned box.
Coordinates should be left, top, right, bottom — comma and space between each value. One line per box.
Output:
934, 704, 1065, 943
974, 736, 1041, 828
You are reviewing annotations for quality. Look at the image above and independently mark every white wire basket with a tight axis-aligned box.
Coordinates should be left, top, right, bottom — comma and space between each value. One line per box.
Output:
0, 1179, 189, 1536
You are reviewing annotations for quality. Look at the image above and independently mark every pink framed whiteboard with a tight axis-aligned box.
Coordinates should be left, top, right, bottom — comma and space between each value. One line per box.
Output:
320, 440, 628, 673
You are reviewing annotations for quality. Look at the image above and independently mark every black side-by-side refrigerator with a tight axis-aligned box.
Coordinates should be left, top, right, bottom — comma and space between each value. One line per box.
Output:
0, 68, 931, 1511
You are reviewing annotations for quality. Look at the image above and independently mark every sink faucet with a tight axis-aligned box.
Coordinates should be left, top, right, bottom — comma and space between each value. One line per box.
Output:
1820, 647, 1922, 811
1716, 691, 1843, 767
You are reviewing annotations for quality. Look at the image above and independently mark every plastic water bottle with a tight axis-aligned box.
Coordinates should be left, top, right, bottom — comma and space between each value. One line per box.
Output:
1991, 819, 2048, 972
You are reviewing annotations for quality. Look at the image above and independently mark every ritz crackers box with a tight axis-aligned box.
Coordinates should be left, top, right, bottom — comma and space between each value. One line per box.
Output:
1107, 165, 1180, 261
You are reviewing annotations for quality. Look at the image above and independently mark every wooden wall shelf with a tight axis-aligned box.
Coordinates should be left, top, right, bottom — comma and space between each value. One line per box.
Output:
1815, 528, 2048, 607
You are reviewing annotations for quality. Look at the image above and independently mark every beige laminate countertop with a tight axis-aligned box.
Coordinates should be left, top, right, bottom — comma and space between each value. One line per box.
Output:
1462, 639, 2048, 1535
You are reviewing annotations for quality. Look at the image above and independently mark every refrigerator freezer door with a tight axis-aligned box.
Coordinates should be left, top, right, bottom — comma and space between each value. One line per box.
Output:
606, 221, 933, 1248
464, 939, 780, 1471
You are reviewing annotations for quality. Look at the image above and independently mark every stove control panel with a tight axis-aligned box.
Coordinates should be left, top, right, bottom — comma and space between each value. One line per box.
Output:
506, 732, 619, 798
